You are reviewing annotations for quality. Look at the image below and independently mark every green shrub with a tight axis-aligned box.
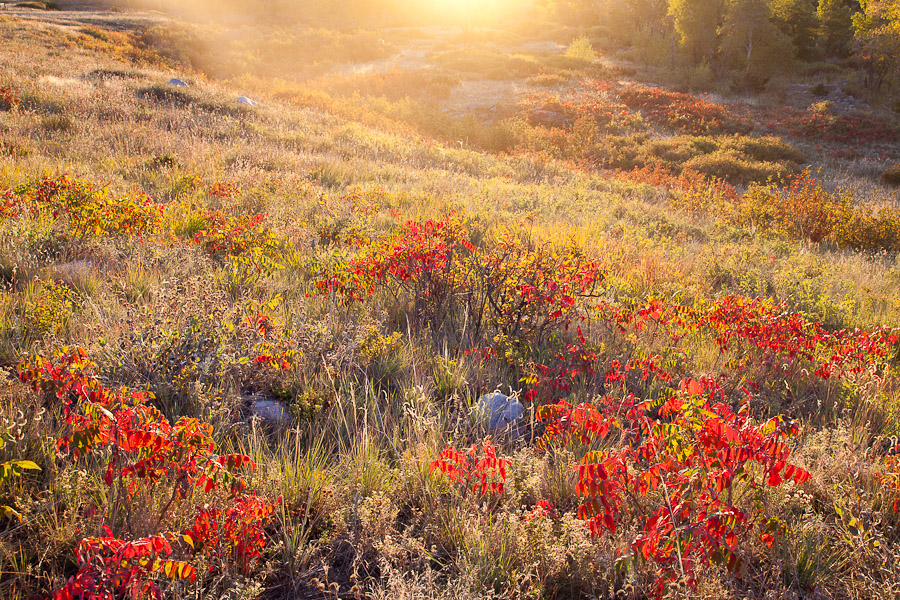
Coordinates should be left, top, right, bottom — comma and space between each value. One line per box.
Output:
137, 83, 195, 107
598, 134, 802, 185
526, 72, 571, 87
811, 82, 830, 97
591, 134, 646, 169
147, 154, 179, 170
564, 35, 596, 63
800, 61, 846, 77
136, 83, 246, 116
41, 114, 74, 133
684, 150, 791, 186
86, 68, 144, 81
646, 136, 718, 164
723, 135, 807, 164
832, 207, 900, 251
687, 61, 715, 91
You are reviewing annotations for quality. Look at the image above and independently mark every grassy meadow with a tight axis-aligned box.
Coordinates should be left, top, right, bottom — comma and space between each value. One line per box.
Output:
1, 0, 900, 598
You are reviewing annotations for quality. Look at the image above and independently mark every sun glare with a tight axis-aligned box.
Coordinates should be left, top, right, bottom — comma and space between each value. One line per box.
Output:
431, 0, 511, 25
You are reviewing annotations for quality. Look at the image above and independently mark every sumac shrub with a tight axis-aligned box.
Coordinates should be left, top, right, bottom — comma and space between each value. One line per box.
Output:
19, 349, 276, 597
0, 85, 21, 111
730, 171, 900, 251
9, 174, 163, 237
314, 214, 603, 347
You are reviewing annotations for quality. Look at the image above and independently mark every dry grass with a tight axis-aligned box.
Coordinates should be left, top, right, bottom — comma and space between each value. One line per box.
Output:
0, 6, 900, 600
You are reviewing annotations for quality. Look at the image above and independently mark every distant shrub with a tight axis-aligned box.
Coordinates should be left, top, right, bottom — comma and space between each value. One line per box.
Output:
684, 150, 791, 186
526, 73, 571, 87
137, 83, 195, 107
811, 82, 830, 97
23, 280, 73, 339
469, 117, 527, 153
0, 86, 20, 111
0, 138, 29, 159
147, 153, 179, 170
564, 35, 596, 63
832, 207, 900, 252
645, 136, 717, 163
732, 172, 846, 242
523, 84, 644, 137
596, 133, 802, 185
810, 100, 835, 114
729, 171, 900, 251
86, 68, 143, 81
800, 61, 846, 77
723, 135, 807, 164
687, 61, 715, 91
9, 174, 164, 237
882, 163, 900, 186
136, 83, 247, 117
41, 114, 74, 133
730, 71, 770, 94
618, 84, 750, 135
758, 105, 900, 144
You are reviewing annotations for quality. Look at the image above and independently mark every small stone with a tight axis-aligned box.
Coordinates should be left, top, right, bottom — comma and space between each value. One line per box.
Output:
168, 78, 189, 87
236, 96, 256, 106
249, 396, 291, 424
475, 392, 524, 432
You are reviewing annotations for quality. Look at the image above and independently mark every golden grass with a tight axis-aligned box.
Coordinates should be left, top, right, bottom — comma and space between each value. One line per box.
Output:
0, 8, 900, 600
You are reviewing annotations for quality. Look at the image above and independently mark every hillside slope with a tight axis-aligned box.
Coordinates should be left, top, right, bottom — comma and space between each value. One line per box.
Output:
1, 4, 900, 600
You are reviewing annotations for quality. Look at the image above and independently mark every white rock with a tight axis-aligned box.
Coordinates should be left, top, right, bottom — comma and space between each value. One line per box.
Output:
168, 78, 189, 87
236, 96, 257, 106
250, 398, 291, 424
475, 392, 524, 431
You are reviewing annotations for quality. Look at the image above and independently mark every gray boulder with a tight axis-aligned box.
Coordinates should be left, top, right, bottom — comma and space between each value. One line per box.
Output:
236, 96, 257, 106
249, 397, 291, 424
475, 392, 524, 432
168, 78, 189, 87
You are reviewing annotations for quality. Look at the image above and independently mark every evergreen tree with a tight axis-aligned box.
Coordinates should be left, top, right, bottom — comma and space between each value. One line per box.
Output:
669, 0, 726, 63
818, 0, 854, 56
770, 0, 821, 59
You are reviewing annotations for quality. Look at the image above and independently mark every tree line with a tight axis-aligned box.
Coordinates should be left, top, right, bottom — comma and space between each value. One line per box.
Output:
546, 0, 900, 93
